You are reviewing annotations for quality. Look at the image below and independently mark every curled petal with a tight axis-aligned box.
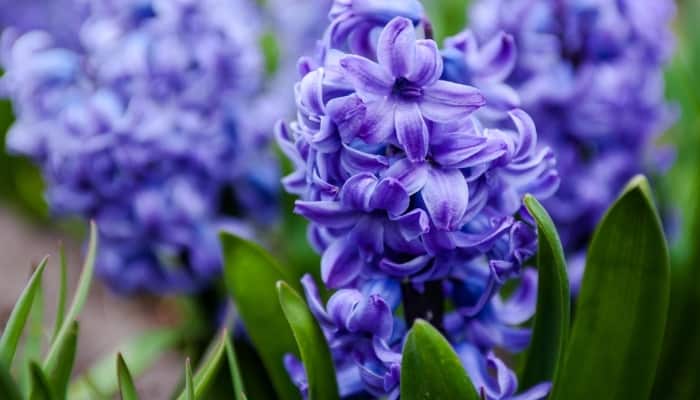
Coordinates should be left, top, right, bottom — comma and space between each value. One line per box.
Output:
452, 216, 514, 251
492, 268, 537, 325
509, 109, 537, 160
407, 39, 442, 86
379, 255, 431, 276
346, 294, 394, 339
384, 158, 428, 194
341, 144, 389, 175
395, 101, 428, 162
349, 215, 385, 256
340, 55, 393, 99
377, 17, 416, 77
370, 177, 410, 215
420, 80, 485, 122
473, 32, 517, 82
295, 200, 359, 228
421, 167, 469, 231
327, 288, 364, 326
372, 337, 402, 364
301, 274, 334, 329
322, 237, 364, 288
339, 172, 378, 211
390, 208, 430, 240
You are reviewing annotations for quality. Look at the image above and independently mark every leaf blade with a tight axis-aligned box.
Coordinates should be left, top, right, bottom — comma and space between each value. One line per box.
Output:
44, 221, 98, 372
29, 362, 55, 400
277, 281, 339, 400
184, 359, 195, 400
117, 353, 139, 400
220, 232, 300, 400
0, 257, 48, 366
48, 321, 79, 399
520, 195, 570, 388
550, 176, 670, 400
401, 320, 480, 400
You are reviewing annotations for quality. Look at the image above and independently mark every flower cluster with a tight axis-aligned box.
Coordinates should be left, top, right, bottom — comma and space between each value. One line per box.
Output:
278, 2, 559, 398
1, 0, 279, 293
468, 0, 677, 290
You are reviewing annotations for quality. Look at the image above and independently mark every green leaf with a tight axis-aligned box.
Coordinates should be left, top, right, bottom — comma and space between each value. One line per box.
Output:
0, 361, 22, 400
550, 176, 670, 400
277, 281, 339, 400
117, 353, 139, 400
69, 328, 181, 399
177, 331, 238, 400
48, 321, 79, 399
221, 232, 300, 400
51, 243, 69, 342
20, 269, 46, 395
29, 362, 54, 400
0, 256, 48, 366
225, 337, 247, 400
185, 359, 195, 400
401, 320, 480, 400
45, 221, 98, 372
519, 195, 570, 388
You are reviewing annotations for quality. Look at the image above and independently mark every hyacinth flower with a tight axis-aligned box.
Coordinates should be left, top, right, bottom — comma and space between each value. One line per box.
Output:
1, 0, 279, 293
467, 0, 677, 292
278, 4, 559, 397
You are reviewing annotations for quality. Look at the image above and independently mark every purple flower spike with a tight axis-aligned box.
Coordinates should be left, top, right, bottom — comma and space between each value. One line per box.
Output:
280, 10, 558, 400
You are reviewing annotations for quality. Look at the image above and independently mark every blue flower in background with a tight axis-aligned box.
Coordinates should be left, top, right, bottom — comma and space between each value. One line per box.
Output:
468, 0, 677, 292
279, 2, 559, 397
1, 0, 280, 293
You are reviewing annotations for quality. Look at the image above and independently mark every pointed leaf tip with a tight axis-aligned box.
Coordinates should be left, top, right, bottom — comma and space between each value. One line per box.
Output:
277, 280, 339, 400
401, 319, 480, 400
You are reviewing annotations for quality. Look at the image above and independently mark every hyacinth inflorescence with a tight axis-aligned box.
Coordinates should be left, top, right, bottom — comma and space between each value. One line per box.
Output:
468, 0, 677, 290
1, 0, 280, 293
278, 1, 558, 398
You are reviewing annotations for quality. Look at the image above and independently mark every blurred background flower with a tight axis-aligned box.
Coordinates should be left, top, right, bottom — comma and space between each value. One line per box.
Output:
468, 0, 677, 292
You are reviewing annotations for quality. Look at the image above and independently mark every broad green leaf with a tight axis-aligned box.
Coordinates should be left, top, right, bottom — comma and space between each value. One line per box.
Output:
0, 256, 48, 366
520, 195, 570, 388
550, 176, 670, 400
221, 232, 300, 400
45, 221, 98, 372
117, 353, 139, 400
69, 328, 181, 399
185, 359, 195, 400
424, 0, 470, 42
29, 362, 54, 400
48, 321, 79, 399
401, 320, 480, 400
51, 244, 69, 342
0, 361, 22, 400
277, 281, 339, 400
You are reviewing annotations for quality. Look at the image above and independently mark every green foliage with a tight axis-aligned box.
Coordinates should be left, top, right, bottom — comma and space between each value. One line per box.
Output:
69, 328, 182, 399
550, 176, 670, 400
519, 195, 570, 388
116, 354, 139, 400
401, 320, 480, 400
47, 321, 79, 399
28, 362, 54, 400
0, 257, 48, 366
277, 281, 339, 400
424, 0, 470, 42
221, 232, 301, 400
